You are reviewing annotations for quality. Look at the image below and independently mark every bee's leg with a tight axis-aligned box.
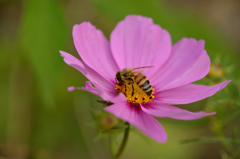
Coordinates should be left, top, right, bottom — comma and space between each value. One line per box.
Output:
124, 83, 127, 93
131, 82, 134, 97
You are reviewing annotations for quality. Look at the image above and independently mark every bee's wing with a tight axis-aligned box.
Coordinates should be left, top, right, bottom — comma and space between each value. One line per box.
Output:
133, 66, 153, 75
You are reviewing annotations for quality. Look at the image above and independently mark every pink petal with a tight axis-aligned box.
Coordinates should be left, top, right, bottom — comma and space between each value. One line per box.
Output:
154, 80, 231, 104
81, 61, 117, 95
67, 86, 76, 92
60, 51, 87, 75
60, 51, 117, 95
141, 102, 215, 120
151, 38, 210, 92
104, 102, 167, 142
70, 81, 126, 103
73, 22, 119, 80
110, 15, 171, 73
69, 81, 99, 95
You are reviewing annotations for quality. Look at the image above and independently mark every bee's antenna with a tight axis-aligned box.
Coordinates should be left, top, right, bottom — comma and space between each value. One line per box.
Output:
133, 66, 154, 70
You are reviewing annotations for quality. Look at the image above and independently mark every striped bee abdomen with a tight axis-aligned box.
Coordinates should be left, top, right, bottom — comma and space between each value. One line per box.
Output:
135, 74, 153, 96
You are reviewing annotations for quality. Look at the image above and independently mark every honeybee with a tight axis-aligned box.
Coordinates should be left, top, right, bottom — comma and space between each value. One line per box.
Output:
115, 66, 154, 103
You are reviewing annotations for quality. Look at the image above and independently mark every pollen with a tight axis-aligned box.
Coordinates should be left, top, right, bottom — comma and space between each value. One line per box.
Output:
115, 81, 154, 104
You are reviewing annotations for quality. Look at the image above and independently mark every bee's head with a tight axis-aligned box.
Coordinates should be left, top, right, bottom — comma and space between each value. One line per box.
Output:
116, 71, 123, 83
121, 68, 134, 77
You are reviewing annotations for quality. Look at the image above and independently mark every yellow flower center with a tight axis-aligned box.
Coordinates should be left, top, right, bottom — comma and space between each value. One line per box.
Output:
115, 81, 155, 104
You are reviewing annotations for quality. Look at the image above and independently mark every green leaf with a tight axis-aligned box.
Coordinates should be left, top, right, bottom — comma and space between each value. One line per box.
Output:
92, 133, 106, 142
83, 121, 96, 129
89, 108, 102, 120
21, 0, 67, 108
181, 137, 240, 146
102, 123, 129, 133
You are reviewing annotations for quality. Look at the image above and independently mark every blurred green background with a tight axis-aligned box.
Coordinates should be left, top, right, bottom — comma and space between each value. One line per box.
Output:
1, 0, 240, 158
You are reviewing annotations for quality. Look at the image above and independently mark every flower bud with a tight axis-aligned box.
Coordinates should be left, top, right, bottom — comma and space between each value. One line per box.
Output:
208, 63, 225, 78
99, 113, 119, 131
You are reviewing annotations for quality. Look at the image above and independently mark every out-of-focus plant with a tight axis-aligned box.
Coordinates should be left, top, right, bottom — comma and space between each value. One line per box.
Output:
21, 0, 67, 107
182, 58, 240, 159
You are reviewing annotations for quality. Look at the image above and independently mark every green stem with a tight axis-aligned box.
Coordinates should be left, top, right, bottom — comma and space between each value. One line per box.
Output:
114, 122, 130, 158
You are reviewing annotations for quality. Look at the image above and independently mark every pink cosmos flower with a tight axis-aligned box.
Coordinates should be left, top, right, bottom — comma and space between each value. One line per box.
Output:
60, 15, 230, 143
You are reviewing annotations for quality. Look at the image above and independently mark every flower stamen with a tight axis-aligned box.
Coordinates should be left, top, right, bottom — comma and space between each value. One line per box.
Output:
116, 81, 154, 104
